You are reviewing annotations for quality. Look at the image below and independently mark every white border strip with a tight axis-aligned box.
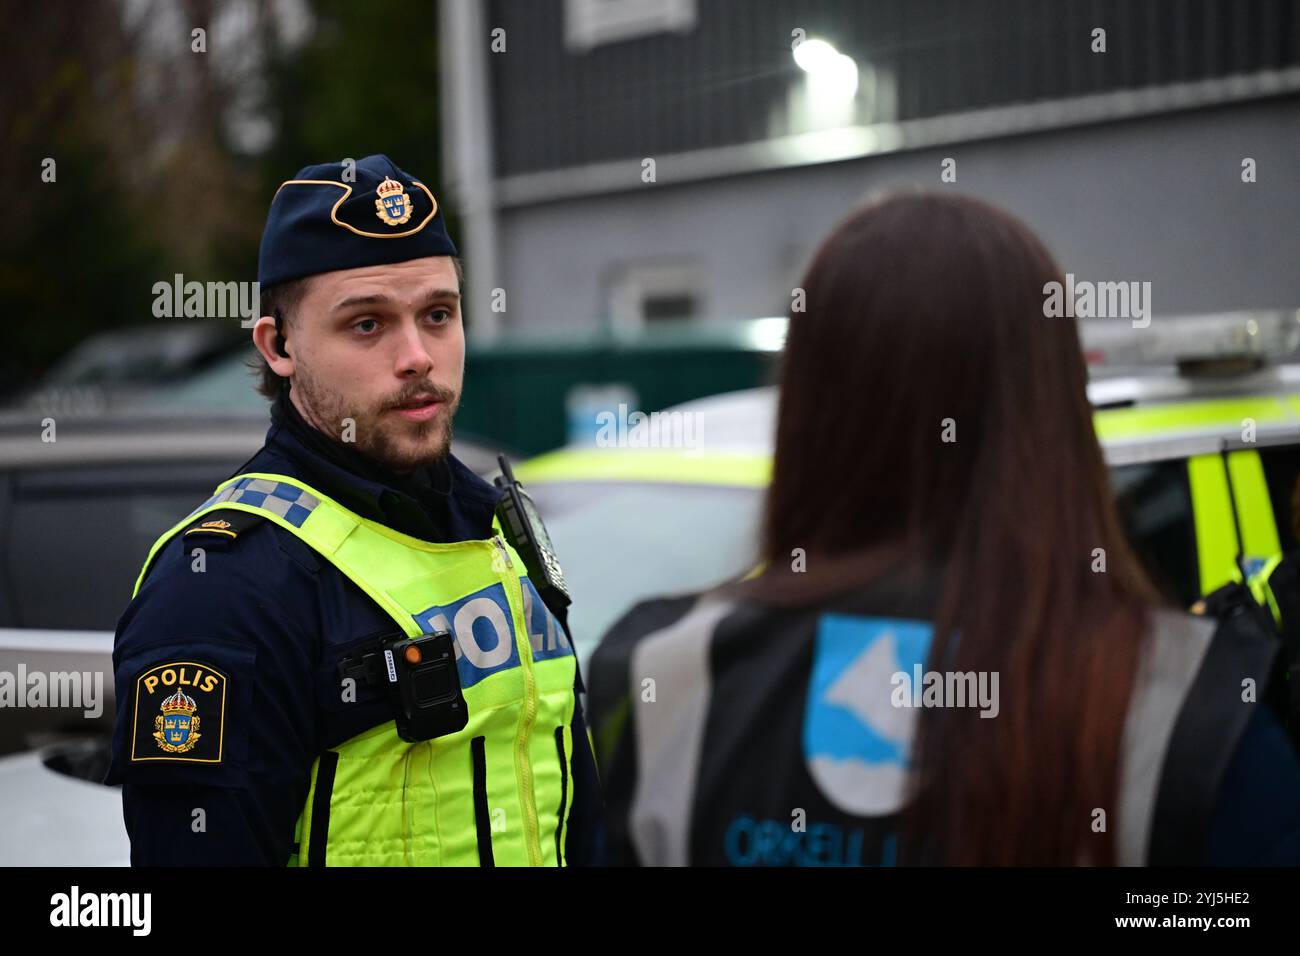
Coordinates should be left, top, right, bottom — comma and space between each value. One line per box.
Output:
0, 630, 114, 653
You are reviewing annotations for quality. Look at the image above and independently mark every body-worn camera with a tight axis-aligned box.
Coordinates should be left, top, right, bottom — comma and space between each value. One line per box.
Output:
340, 629, 468, 743
494, 455, 571, 616
383, 630, 468, 742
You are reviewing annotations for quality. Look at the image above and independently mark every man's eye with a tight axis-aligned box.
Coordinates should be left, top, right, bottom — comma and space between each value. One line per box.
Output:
427, 309, 452, 325
353, 318, 379, 334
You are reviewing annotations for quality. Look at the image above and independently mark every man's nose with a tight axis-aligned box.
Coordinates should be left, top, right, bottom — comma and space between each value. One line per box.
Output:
393, 318, 434, 377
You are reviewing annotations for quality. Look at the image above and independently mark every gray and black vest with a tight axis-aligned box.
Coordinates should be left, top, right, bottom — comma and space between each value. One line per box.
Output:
589, 584, 1279, 866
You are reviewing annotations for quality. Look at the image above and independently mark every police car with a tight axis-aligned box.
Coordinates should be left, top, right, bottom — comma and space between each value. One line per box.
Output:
520, 311, 1300, 663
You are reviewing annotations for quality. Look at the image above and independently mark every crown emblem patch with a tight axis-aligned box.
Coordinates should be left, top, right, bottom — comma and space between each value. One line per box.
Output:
374, 176, 413, 226
131, 661, 228, 763
154, 688, 201, 753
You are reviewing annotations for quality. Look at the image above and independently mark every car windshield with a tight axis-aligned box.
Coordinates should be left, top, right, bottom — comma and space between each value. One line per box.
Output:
528, 481, 763, 663
122, 347, 269, 416
531, 458, 1215, 666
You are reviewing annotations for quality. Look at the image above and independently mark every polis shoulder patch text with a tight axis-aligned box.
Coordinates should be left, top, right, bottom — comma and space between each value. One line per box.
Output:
130, 661, 228, 763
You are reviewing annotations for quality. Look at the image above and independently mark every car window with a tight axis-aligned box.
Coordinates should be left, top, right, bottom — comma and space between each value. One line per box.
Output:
529, 481, 762, 663
127, 347, 270, 416
1258, 444, 1300, 553
1108, 459, 1199, 608
7, 461, 242, 630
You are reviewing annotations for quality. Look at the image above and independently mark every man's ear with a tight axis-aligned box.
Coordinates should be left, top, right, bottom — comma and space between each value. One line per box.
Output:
252, 315, 293, 377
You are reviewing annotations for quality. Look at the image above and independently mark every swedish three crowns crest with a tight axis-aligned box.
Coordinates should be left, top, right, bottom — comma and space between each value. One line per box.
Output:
155, 688, 200, 752
131, 662, 227, 763
374, 176, 413, 226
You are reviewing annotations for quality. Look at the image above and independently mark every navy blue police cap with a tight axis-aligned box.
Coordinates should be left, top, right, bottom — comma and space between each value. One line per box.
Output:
258, 154, 457, 288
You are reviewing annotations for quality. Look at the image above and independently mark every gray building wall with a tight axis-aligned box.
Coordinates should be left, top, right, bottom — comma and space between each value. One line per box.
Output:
487, 0, 1300, 176
496, 95, 1300, 330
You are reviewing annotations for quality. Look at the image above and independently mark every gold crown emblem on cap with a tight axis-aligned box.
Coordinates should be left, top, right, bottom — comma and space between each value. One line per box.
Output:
374, 177, 413, 226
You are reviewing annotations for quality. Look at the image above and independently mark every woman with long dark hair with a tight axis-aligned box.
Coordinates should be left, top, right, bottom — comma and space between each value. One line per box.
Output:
588, 192, 1300, 866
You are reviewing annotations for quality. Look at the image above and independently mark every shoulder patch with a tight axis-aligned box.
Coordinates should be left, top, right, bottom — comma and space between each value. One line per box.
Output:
182, 508, 266, 543
131, 661, 229, 763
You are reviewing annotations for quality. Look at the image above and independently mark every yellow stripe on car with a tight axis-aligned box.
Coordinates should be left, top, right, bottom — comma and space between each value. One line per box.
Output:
1093, 397, 1296, 442
516, 449, 772, 487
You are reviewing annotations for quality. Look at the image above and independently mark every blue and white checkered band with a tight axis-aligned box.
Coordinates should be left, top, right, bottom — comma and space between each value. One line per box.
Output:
190, 477, 321, 528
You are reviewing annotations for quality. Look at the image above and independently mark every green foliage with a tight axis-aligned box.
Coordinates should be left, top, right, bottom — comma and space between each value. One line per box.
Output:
0, 0, 450, 389
257, 0, 453, 238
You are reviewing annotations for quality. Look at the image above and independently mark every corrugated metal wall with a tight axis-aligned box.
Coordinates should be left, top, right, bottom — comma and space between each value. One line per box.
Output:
488, 0, 1300, 176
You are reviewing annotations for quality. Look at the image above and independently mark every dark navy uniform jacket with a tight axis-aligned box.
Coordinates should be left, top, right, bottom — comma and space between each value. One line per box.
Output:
106, 393, 606, 865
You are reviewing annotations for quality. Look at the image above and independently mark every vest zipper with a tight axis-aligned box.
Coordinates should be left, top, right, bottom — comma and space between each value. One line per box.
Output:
493, 535, 544, 866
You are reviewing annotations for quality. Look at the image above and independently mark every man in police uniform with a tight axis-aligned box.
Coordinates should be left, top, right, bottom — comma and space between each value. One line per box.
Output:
107, 154, 604, 866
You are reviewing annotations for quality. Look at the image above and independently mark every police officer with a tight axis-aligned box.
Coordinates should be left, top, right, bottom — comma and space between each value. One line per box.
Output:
106, 155, 604, 866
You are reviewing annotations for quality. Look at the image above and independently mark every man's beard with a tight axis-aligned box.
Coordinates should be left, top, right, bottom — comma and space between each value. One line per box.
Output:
293, 366, 460, 474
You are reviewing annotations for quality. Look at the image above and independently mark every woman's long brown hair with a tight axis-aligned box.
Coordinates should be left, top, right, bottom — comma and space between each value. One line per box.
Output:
754, 192, 1158, 865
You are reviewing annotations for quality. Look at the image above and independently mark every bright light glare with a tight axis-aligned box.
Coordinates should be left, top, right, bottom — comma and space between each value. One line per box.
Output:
793, 38, 838, 73
794, 38, 858, 100
823, 53, 859, 98
744, 317, 789, 353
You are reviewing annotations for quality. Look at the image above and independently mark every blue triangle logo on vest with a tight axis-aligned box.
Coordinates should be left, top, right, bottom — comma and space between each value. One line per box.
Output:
803, 615, 933, 817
